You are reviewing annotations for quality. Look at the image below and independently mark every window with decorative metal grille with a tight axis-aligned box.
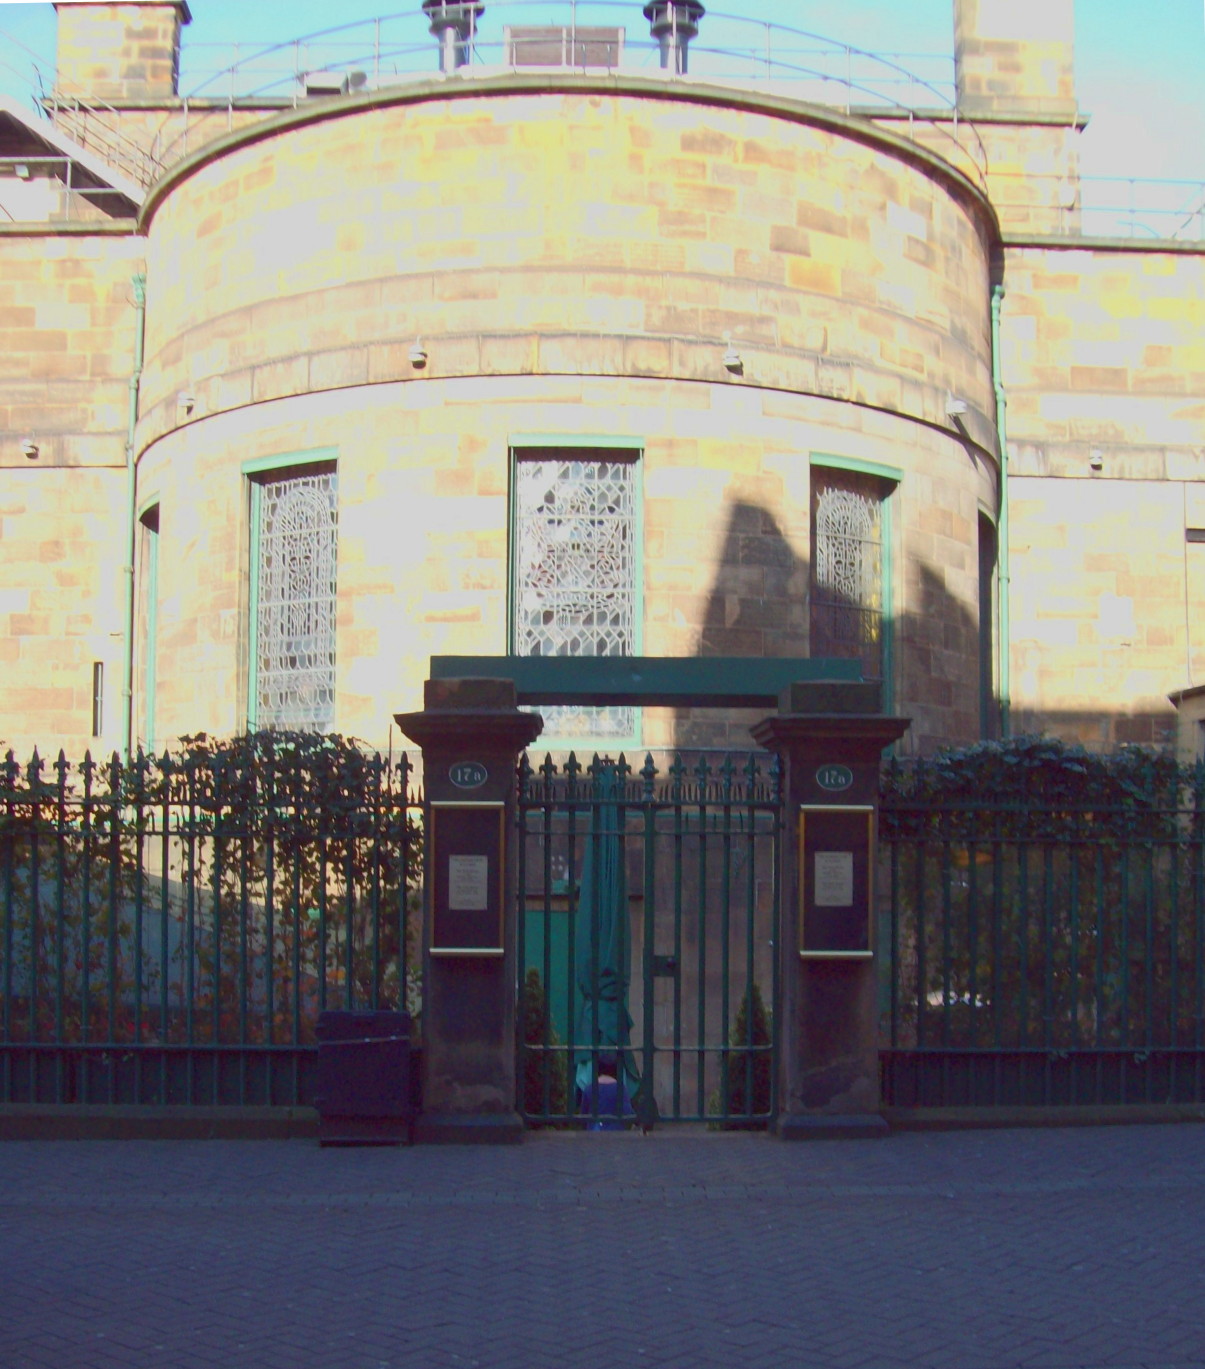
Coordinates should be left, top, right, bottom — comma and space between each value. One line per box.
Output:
511, 449, 639, 742
249, 464, 338, 731
810, 467, 890, 684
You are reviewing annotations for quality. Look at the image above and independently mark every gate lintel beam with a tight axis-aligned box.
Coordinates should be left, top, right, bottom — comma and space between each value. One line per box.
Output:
430, 655, 862, 708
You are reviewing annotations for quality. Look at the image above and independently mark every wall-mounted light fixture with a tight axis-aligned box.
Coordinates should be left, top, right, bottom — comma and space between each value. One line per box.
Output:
177, 391, 195, 415
945, 395, 968, 418
409, 338, 428, 368
722, 332, 743, 374
1089, 447, 1103, 471
21, 438, 39, 460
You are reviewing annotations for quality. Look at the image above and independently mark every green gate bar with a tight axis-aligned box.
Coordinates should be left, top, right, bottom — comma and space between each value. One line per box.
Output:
517, 751, 781, 1127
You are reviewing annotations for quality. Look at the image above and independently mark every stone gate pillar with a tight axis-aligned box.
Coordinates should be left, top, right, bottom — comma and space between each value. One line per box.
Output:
396, 678, 542, 1143
752, 682, 909, 1139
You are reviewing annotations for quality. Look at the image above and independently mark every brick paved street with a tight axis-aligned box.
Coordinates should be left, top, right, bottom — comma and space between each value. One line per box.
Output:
2, 1124, 1204, 1369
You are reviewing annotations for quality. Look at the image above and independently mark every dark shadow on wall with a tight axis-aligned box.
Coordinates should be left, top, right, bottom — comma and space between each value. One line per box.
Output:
668, 500, 993, 756
650, 497, 1174, 759
669, 500, 808, 751
667, 499, 1180, 754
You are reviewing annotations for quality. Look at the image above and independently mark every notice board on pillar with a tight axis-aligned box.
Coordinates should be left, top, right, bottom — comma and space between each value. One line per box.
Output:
798, 805, 874, 959
430, 802, 506, 956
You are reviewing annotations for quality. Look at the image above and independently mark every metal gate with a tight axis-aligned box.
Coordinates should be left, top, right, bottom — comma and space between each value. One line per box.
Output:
517, 752, 780, 1126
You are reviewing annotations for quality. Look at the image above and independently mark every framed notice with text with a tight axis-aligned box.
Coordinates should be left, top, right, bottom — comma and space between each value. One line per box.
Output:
430, 802, 506, 956
798, 805, 874, 959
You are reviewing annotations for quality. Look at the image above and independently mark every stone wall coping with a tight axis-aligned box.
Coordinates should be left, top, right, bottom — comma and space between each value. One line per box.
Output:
1002, 234, 1205, 256
0, 221, 138, 237
137, 70, 997, 239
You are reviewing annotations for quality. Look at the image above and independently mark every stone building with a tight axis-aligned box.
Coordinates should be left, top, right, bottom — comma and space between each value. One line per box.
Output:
1, 0, 1202, 761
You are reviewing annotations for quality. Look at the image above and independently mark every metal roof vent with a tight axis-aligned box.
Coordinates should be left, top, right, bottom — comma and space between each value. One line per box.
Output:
643, 1, 704, 75
422, 0, 486, 74
505, 25, 624, 69
304, 71, 350, 97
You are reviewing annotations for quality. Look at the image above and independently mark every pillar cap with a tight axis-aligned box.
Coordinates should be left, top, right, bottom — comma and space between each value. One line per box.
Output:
750, 713, 910, 758
395, 678, 543, 754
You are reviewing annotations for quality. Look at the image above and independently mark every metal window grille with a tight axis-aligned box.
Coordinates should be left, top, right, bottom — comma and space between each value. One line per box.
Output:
811, 471, 883, 680
254, 467, 338, 730
514, 454, 637, 740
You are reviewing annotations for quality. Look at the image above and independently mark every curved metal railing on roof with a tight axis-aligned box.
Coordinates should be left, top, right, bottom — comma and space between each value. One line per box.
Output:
146, 1, 988, 188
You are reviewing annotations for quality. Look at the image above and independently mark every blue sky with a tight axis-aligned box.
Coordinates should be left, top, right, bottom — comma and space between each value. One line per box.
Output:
1, 0, 1202, 183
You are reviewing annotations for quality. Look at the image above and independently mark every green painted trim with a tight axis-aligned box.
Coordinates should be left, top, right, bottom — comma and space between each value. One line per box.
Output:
241, 447, 338, 477
506, 451, 518, 654
120, 271, 147, 764
810, 452, 905, 483
991, 284, 1011, 738
881, 490, 895, 716
246, 480, 262, 732
144, 518, 158, 755
510, 434, 645, 450
430, 656, 861, 705
633, 459, 645, 659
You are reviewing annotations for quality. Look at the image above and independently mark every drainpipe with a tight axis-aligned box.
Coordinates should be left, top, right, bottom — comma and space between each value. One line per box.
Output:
991, 283, 1011, 738
120, 272, 147, 763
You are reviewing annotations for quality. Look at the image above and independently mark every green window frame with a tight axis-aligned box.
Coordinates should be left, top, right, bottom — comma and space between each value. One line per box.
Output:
809, 455, 899, 710
509, 439, 644, 749
244, 450, 339, 733
136, 502, 159, 754
978, 508, 999, 739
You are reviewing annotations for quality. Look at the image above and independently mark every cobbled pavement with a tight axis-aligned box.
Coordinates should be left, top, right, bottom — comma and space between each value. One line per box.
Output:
2, 1124, 1204, 1368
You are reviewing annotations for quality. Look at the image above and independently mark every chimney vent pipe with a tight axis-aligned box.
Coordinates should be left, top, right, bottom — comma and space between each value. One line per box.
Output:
422, 1, 486, 73
643, 1, 704, 75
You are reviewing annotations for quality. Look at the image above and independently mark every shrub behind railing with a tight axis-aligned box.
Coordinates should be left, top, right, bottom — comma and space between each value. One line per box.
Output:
0, 732, 423, 1066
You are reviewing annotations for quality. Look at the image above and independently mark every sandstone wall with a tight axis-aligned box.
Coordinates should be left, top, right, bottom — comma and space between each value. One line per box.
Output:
135, 376, 993, 755
136, 83, 998, 458
1001, 244, 1205, 746
0, 229, 145, 755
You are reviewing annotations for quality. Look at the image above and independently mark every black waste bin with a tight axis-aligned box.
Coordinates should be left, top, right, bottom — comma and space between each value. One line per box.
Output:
315, 1009, 414, 1146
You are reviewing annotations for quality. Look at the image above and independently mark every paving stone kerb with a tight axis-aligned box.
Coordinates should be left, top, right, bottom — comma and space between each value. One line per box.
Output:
3, 1125, 1204, 1369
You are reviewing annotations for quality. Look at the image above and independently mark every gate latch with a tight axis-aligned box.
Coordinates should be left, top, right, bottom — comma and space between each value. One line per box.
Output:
652, 954, 678, 978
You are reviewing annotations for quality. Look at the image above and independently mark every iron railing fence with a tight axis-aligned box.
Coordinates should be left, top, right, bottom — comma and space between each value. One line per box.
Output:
990, 171, 1205, 243
880, 788, 1205, 1108
133, 2, 987, 189
517, 750, 779, 1127
0, 154, 140, 222
0, 745, 422, 1108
